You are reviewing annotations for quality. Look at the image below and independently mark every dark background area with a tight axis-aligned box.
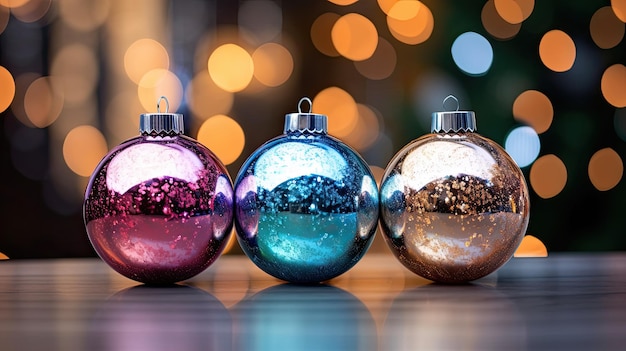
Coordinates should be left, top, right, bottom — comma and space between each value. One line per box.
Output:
1, 0, 625, 258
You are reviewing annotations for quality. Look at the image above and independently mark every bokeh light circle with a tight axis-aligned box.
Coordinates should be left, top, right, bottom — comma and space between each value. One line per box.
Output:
539, 30, 576, 72
24, 76, 64, 128
312, 87, 358, 137
588, 148, 623, 191
208, 43, 254, 93
331, 13, 378, 61
590, 6, 625, 49
494, 0, 534, 24
386, 0, 434, 45
612, 0, 626, 22
0, 66, 15, 113
63, 125, 109, 177
186, 70, 234, 121
252, 42, 294, 87
482, 0, 522, 40
137, 69, 183, 113
124, 39, 170, 85
354, 36, 397, 80
530, 154, 567, 199
505, 126, 541, 168
311, 12, 341, 57
512, 90, 554, 133
197, 114, 245, 166
601, 64, 626, 107
451, 32, 494, 76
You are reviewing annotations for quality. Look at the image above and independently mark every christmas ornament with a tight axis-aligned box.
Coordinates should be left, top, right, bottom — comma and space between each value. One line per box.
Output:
234, 97, 379, 284
379, 96, 530, 283
84, 97, 234, 284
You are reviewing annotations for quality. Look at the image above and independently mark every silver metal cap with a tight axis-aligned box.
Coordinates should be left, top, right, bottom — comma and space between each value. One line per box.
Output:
139, 96, 184, 136
431, 111, 476, 133
284, 97, 327, 134
140, 113, 184, 136
431, 95, 476, 133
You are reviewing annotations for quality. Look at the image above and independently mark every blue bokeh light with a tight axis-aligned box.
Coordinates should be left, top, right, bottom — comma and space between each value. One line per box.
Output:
505, 126, 541, 168
451, 32, 493, 76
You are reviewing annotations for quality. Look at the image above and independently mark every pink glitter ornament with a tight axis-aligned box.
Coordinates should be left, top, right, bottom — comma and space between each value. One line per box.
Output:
84, 97, 234, 284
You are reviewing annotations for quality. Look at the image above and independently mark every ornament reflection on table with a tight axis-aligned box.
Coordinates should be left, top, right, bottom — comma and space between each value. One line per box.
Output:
234, 97, 379, 284
379, 96, 530, 283
83, 97, 234, 284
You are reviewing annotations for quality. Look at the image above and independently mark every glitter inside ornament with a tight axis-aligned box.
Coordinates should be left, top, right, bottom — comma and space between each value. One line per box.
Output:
234, 97, 379, 284
84, 97, 234, 284
379, 96, 530, 283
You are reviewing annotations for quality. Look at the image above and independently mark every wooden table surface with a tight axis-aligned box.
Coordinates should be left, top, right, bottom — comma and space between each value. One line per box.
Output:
1, 253, 625, 351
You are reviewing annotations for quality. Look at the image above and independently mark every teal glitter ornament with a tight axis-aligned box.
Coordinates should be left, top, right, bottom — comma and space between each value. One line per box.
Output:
234, 97, 379, 284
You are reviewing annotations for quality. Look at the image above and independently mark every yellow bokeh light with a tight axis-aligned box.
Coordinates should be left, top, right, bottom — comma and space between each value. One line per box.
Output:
208, 43, 254, 93
197, 114, 245, 166
63, 125, 109, 177
0, 66, 15, 113
313, 87, 358, 137
332, 13, 378, 61
494, 0, 534, 24
311, 12, 341, 57
124, 38, 170, 85
530, 154, 567, 199
601, 64, 626, 108
354, 36, 397, 80
590, 6, 625, 49
51, 43, 99, 104
482, 0, 522, 40
514, 235, 548, 257
588, 148, 623, 191
186, 70, 234, 121
58, 0, 111, 32
512, 90, 553, 134
539, 30, 576, 72
387, 1, 434, 45
24, 76, 64, 128
328, 0, 358, 5
10, 0, 51, 23
0, 0, 28, 8
137, 69, 183, 113
612, 0, 626, 22
252, 42, 294, 87
341, 103, 380, 151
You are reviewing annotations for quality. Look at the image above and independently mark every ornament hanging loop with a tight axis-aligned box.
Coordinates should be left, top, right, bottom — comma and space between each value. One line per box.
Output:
298, 97, 312, 113
443, 94, 460, 112
157, 96, 170, 113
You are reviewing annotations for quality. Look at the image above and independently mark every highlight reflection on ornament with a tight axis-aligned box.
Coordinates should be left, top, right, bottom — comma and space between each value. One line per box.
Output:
234, 97, 379, 284
380, 96, 530, 283
84, 97, 234, 284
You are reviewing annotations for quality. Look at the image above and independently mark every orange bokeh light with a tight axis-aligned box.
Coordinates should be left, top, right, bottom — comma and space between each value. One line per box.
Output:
530, 154, 568, 199
0, 66, 15, 113
197, 114, 245, 166
63, 125, 109, 177
24, 76, 64, 128
514, 235, 548, 257
137, 69, 183, 113
512, 90, 553, 134
539, 30, 576, 72
601, 64, 626, 107
386, 0, 434, 45
494, 0, 534, 24
313, 87, 358, 138
482, 0, 522, 40
124, 39, 170, 85
252, 42, 294, 87
332, 13, 378, 61
208, 43, 254, 92
588, 148, 623, 191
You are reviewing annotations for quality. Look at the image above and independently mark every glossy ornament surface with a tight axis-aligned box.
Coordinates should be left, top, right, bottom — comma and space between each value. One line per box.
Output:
380, 96, 530, 283
234, 98, 379, 284
84, 97, 234, 284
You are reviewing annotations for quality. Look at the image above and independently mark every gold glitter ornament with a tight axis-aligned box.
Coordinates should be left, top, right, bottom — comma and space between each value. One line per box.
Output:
379, 96, 530, 283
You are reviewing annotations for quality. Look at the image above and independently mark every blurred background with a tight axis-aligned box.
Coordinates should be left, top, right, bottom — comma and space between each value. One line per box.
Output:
0, 0, 624, 259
